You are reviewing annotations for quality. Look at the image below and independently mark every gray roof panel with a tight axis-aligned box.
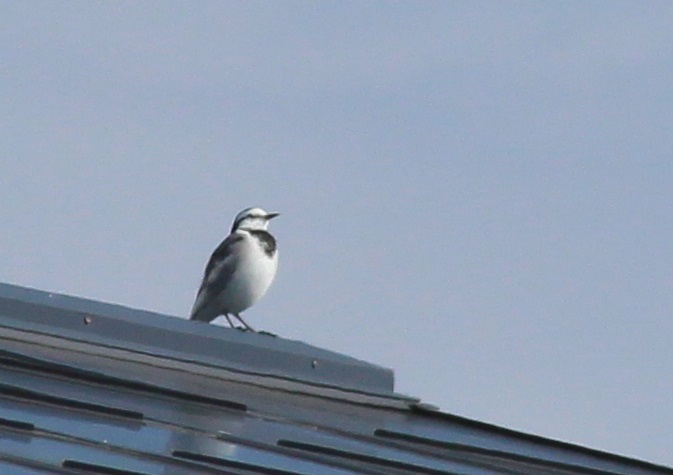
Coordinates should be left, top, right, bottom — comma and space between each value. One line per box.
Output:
0, 282, 395, 396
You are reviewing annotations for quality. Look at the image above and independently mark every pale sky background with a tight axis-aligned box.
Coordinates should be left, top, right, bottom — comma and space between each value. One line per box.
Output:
2, 1, 672, 467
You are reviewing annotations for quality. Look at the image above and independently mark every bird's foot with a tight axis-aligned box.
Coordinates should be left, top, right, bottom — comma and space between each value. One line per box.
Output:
257, 330, 277, 337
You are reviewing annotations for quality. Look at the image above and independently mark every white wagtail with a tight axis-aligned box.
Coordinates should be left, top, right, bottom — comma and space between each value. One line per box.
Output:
189, 207, 279, 331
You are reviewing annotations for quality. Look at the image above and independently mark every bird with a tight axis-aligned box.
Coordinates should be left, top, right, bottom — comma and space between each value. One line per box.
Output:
189, 207, 279, 332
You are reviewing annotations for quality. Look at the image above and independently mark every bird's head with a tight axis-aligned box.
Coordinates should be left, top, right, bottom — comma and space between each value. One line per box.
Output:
231, 207, 280, 232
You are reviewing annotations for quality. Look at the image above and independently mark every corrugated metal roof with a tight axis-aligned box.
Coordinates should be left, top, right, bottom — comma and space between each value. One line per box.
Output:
0, 281, 670, 475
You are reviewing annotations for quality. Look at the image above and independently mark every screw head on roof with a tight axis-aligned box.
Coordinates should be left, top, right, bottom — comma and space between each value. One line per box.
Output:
83, 316, 92, 325
311, 360, 318, 369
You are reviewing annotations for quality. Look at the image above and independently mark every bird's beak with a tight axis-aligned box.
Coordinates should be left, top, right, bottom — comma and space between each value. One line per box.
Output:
266, 212, 280, 220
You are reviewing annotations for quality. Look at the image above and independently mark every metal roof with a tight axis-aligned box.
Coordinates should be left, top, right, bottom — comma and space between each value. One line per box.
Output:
0, 281, 670, 475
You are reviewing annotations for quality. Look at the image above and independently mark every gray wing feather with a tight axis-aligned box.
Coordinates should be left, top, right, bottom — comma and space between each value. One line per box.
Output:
189, 233, 244, 321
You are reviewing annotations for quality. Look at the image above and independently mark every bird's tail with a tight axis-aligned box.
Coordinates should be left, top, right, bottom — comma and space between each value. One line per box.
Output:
189, 292, 218, 322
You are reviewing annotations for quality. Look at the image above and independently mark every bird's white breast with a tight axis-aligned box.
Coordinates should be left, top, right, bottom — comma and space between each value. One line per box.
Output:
217, 231, 278, 313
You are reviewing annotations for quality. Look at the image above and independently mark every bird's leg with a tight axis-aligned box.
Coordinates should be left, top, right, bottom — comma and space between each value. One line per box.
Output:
233, 313, 256, 332
223, 314, 236, 328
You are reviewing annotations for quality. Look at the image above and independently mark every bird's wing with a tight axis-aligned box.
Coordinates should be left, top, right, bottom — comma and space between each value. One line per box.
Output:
189, 233, 245, 320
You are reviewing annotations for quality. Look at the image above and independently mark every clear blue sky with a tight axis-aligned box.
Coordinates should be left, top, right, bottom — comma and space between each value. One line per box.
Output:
2, 1, 672, 467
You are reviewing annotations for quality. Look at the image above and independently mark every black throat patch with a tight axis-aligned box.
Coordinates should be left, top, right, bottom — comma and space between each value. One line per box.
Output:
248, 230, 277, 257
